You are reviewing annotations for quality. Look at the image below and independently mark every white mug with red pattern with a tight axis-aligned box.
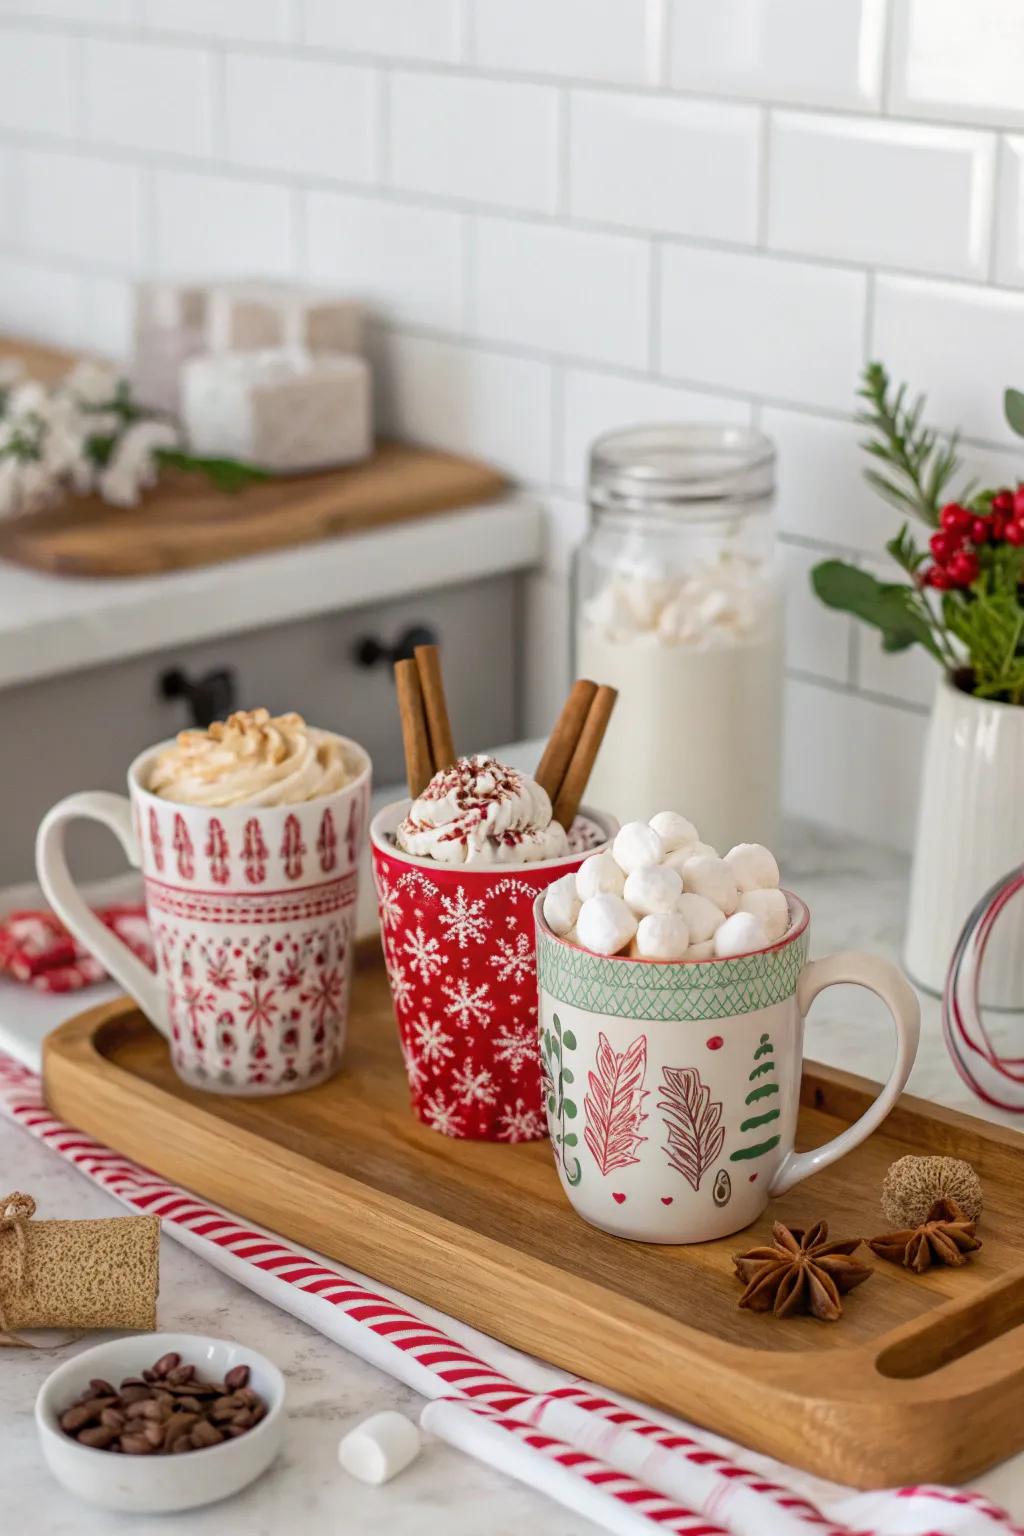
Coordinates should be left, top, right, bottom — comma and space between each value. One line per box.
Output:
36, 736, 372, 1096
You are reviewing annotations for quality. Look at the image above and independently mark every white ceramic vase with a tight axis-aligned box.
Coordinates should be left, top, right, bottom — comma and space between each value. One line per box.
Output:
905, 676, 1024, 1008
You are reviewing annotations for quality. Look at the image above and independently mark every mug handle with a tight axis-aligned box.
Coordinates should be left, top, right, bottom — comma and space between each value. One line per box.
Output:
768, 950, 920, 1197
35, 792, 169, 1038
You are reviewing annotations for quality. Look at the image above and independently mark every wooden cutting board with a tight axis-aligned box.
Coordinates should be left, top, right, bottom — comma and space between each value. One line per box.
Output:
0, 333, 506, 577
43, 952, 1024, 1489
0, 444, 507, 578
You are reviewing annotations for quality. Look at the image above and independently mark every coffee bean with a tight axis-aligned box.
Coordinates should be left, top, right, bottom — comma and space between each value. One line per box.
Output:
120, 1433, 154, 1455
119, 1385, 152, 1405
175, 1395, 202, 1413
143, 1423, 166, 1449
166, 1363, 195, 1385
78, 1424, 119, 1449
190, 1420, 224, 1449
224, 1365, 250, 1392
120, 1376, 147, 1388
61, 1397, 114, 1433
141, 1368, 157, 1383
89, 1378, 116, 1397
153, 1351, 181, 1378
164, 1413, 199, 1448
100, 1408, 126, 1431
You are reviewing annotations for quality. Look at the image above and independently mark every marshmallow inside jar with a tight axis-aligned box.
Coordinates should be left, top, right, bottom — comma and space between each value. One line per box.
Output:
557, 814, 792, 966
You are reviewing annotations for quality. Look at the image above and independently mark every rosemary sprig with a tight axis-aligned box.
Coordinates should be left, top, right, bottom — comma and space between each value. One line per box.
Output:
857, 361, 966, 528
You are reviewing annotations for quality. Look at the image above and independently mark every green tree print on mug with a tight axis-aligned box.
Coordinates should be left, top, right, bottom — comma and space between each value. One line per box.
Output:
541, 1013, 581, 1186
730, 1031, 781, 1163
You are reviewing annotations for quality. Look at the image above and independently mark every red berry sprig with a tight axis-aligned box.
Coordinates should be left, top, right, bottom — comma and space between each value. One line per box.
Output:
922, 492, 1024, 588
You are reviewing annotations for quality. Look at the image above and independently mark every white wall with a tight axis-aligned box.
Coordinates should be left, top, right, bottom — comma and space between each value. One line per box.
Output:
3, 0, 1024, 848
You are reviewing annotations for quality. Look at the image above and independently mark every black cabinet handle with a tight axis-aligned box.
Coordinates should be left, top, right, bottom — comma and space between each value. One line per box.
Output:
159, 666, 238, 729
353, 623, 438, 670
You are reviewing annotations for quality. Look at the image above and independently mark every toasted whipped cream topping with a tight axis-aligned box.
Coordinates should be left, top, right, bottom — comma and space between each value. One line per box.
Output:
396, 755, 569, 866
148, 709, 355, 807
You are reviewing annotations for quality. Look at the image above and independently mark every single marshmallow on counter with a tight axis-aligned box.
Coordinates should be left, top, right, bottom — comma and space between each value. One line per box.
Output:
648, 811, 698, 852
543, 872, 581, 937
612, 820, 664, 875
676, 892, 724, 944
713, 911, 768, 959
738, 888, 789, 943
681, 854, 738, 916
624, 864, 682, 917
576, 893, 638, 956
664, 839, 717, 873
338, 1411, 421, 1485
576, 849, 625, 901
686, 939, 716, 960
724, 842, 780, 893
636, 912, 690, 961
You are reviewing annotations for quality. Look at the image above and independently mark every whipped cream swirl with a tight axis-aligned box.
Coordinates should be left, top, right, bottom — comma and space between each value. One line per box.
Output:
148, 709, 356, 807
396, 755, 569, 866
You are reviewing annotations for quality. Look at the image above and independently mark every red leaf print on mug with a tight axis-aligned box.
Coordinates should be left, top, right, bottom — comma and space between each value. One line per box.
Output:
317, 808, 338, 873
281, 814, 306, 881
242, 818, 268, 884
148, 807, 165, 873
346, 800, 359, 865
206, 818, 230, 885
172, 815, 194, 881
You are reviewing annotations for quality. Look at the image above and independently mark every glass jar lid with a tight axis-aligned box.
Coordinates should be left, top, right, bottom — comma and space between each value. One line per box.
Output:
589, 424, 775, 516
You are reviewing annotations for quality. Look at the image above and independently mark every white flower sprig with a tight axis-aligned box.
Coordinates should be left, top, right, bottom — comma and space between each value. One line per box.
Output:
0, 361, 266, 521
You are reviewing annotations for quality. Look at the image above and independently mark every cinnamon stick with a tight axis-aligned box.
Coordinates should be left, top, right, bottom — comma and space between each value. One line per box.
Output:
535, 679, 597, 804
414, 643, 456, 774
552, 684, 618, 831
394, 658, 434, 800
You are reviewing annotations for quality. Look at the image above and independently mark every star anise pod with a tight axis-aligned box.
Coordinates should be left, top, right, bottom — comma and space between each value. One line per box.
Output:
733, 1219, 873, 1321
867, 1196, 981, 1272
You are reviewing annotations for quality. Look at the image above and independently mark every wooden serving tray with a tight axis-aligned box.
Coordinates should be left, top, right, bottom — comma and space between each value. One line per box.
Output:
43, 952, 1024, 1489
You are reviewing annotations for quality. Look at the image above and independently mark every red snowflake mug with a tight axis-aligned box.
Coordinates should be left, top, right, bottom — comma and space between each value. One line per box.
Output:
370, 800, 615, 1141
36, 737, 372, 1096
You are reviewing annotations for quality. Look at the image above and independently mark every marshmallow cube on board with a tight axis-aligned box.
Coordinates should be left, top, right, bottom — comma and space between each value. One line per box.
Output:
206, 281, 362, 357
181, 349, 372, 474
338, 1411, 421, 1485
130, 280, 209, 417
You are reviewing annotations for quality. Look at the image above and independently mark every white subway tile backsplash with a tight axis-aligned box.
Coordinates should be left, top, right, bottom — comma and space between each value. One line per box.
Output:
769, 113, 995, 279
389, 72, 557, 214
782, 541, 853, 685
21, 149, 144, 270
0, 29, 76, 136
890, 0, 1024, 129
0, 256, 83, 346
873, 275, 1024, 447
225, 54, 376, 183
141, 0, 292, 42
302, 0, 462, 62
659, 246, 866, 412
305, 191, 464, 331
569, 91, 759, 244
81, 272, 133, 359
4, 0, 132, 20
82, 38, 215, 158
996, 139, 1024, 288
154, 170, 294, 278
783, 676, 926, 850
763, 407, 898, 554
538, 489, 588, 575
376, 330, 553, 482
472, 0, 663, 86
473, 217, 649, 369
558, 365, 749, 491
669, 0, 888, 110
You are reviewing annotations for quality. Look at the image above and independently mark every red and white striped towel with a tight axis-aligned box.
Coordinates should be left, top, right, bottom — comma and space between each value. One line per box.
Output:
0, 1048, 1018, 1536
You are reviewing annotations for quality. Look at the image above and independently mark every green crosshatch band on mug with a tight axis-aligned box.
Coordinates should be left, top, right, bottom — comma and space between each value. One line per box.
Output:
536, 926, 809, 1022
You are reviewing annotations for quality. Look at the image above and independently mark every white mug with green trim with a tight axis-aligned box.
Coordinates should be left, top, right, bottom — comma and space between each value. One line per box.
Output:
533, 892, 920, 1244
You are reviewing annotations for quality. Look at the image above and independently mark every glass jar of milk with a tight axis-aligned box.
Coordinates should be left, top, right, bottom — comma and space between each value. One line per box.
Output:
574, 424, 781, 850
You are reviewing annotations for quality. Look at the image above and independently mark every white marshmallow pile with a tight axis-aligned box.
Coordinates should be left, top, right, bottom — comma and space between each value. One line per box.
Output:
542, 813, 788, 963
581, 558, 772, 650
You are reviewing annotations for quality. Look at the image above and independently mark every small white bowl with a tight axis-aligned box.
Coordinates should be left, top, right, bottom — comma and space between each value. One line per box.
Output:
36, 1333, 286, 1514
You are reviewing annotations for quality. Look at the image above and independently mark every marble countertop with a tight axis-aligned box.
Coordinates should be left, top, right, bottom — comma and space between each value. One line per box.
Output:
0, 494, 541, 690
2, 820, 1022, 1534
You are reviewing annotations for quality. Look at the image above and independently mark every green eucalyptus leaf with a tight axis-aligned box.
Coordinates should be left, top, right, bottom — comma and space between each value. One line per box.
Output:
562, 1029, 576, 1050
563, 1099, 577, 1119
1005, 388, 1024, 439
811, 560, 943, 660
